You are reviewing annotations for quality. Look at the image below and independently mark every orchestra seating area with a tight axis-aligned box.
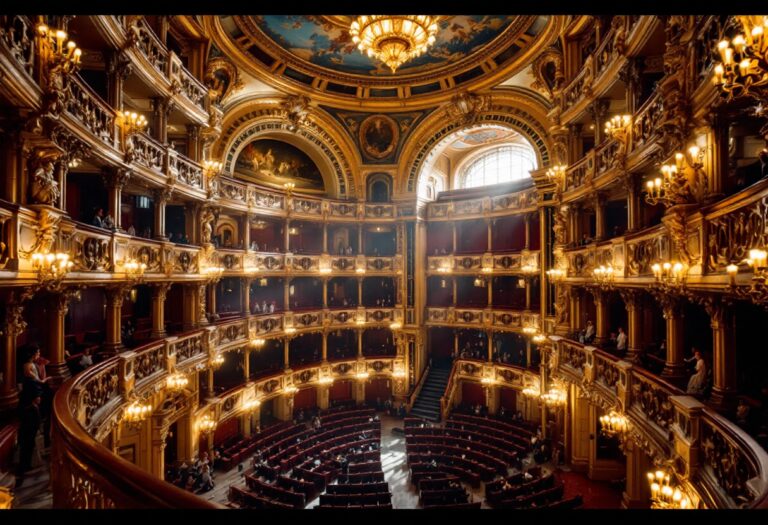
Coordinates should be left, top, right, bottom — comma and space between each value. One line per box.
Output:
226, 407, 392, 509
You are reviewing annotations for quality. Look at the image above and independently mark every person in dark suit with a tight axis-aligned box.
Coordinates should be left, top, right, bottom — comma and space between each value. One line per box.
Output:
15, 386, 43, 488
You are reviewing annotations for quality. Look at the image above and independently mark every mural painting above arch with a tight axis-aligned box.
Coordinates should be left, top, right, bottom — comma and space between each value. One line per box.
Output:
233, 138, 324, 193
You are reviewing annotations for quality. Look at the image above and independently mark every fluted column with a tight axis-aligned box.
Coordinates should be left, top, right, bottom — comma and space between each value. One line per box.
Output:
243, 349, 250, 381
524, 214, 531, 250
150, 283, 171, 339
321, 331, 328, 361
0, 301, 25, 411
620, 289, 642, 361
322, 278, 328, 309
182, 284, 200, 330
186, 124, 201, 162
47, 290, 79, 386
593, 193, 606, 242
625, 174, 641, 233
591, 289, 609, 345
358, 277, 363, 306
284, 338, 290, 369
357, 329, 363, 358
659, 294, 686, 382
622, 440, 652, 508
569, 287, 583, 333
704, 297, 737, 412
106, 50, 132, 112
152, 187, 171, 241
150, 97, 172, 144
284, 278, 291, 312
487, 330, 493, 362
103, 168, 130, 232
103, 286, 127, 354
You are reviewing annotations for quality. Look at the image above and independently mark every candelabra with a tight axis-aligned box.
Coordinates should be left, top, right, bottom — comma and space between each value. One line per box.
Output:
203, 266, 224, 283
37, 24, 82, 74
599, 410, 629, 437
197, 414, 217, 434
118, 110, 148, 137
522, 323, 538, 335
727, 248, 768, 304
283, 385, 299, 395
522, 380, 541, 399
473, 275, 486, 288
532, 333, 547, 344
546, 268, 566, 283
210, 353, 225, 368
539, 384, 567, 407
646, 469, 693, 509
243, 398, 261, 412
713, 16, 768, 104
123, 258, 147, 283
651, 260, 688, 294
604, 114, 631, 142
546, 164, 567, 197
356, 371, 370, 381
251, 338, 266, 348
123, 399, 152, 429
645, 147, 707, 206
389, 321, 402, 330
283, 182, 295, 194
203, 160, 223, 180
166, 372, 189, 392
31, 250, 73, 290
591, 264, 616, 290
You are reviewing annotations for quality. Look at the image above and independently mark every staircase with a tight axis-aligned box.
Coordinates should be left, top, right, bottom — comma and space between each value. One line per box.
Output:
410, 366, 451, 422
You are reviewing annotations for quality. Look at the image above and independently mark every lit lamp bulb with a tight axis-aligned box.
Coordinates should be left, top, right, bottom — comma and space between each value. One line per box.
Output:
727, 263, 738, 284
748, 249, 767, 269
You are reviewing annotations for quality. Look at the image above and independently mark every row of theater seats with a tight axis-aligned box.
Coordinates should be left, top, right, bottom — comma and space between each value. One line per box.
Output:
217, 421, 299, 471
485, 467, 583, 509
227, 407, 390, 509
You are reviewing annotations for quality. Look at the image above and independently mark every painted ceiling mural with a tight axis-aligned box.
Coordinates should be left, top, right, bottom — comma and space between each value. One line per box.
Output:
234, 139, 324, 192
252, 16, 519, 76
321, 106, 436, 164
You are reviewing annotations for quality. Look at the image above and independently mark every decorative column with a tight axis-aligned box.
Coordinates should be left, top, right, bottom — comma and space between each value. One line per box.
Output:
242, 278, 251, 316
625, 174, 641, 233
181, 284, 201, 330
103, 286, 128, 354
321, 331, 328, 362
591, 288, 610, 345
593, 192, 606, 242
47, 289, 80, 386
622, 439, 652, 508
106, 50, 132, 113
524, 214, 531, 250
186, 124, 201, 163
354, 378, 365, 406
708, 112, 729, 199
569, 203, 582, 248
620, 289, 643, 361
486, 219, 492, 252
284, 219, 291, 253
322, 278, 328, 309
452, 277, 457, 307
357, 224, 363, 254
322, 222, 328, 253
242, 215, 250, 251
358, 277, 363, 306
150, 97, 172, 144
200, 283, 212, 325
284, 278, 291, 312
152, 187, 172, 241
150, 284, 171, 339
242, 349, 250, 381
487, 330, 493, 362
0, 300, 26, 411
569, 287, 583, 333
150, 418, 168, 480
357, 329, 363, 358
452, 223, 457, 253
525, 277, 532, 310
589, 98, 609, 145
208, 283, 218, 321
658, 293, 687, 382
487, 276, 493, 309
284, 338, 290, 369
703, 296, 737, 412
102, 168, 131, 232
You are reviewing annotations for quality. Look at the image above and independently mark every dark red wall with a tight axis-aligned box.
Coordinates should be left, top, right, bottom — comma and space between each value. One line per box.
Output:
456, 220, 487, 253
492, 215, 526, 251
251, 222, 283, 252
500, 387, 518, 411
428, 327, 454, 359
461, 381, 485, 406
329, 379, 353, 402
294, 386, 317, 411
427, 222, 453, 254
456, 276, 487, 307
214, 416, 240, 444
365, 377, 391, 403
427, 276, 453, 306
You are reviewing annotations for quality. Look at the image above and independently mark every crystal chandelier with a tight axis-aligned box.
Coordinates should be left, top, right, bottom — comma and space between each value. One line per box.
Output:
592, 264, 616, 290
350, 16, 440, 73
713, 16, 768, 104
166, 372, 189, 391
197, 414, 217, 434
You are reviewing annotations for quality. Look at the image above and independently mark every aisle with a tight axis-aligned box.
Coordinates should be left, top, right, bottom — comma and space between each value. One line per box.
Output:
379, 414, 420, 509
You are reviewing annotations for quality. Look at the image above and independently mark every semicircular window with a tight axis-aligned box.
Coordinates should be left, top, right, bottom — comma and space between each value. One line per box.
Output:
460, 144, 536, 189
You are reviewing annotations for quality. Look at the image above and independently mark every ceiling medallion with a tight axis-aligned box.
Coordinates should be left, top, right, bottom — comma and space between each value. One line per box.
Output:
350, 15, 439, 73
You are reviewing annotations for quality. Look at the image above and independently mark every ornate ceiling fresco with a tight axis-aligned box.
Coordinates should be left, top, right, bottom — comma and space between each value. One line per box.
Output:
205, 15, 560, 109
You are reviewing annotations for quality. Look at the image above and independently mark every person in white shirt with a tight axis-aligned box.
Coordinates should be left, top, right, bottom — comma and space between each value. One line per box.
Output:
78, 347, 94, 369
583, 320, 595, 343
616, 327, 627, 352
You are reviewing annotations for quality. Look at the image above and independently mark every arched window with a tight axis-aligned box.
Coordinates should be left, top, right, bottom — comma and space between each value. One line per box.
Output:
459, 144, 536, 189
418, 173, 445, 201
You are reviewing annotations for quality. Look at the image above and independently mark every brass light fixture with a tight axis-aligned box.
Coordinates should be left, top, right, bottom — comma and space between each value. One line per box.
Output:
166, 372, 189, 391
646, 469, 692, 509
123, 399, 152, 429
203, 160, 223, 180
123, 258, 147, 283
727, 249, 768, 304
350, 15, 440, 73
651, 260, 689, 292
604, 114, 631, 140
713, 16, 768, 104
546, 268, 566, 282
645, 148, 707, 207
251, 338, 266, 348
37, 24, 81, 74
31, 250, 73, 289
117, 110, 148, 137
592, 264, 616, 290
599, 410, 629, 437
203, 266, 225, 283
197, 414, 217, 434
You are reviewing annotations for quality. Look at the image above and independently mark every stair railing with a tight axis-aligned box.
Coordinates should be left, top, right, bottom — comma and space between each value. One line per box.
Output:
439, 360, 460, 421
406, 364, 431, 413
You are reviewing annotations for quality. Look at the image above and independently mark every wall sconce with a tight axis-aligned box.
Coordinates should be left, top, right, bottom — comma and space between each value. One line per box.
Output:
521, 264, 537, 275
646, 469, 692, 509
473, 276, 486, 288
197, 414, 217, 434
123, 399, 152, 429
31, 250, 73, 289
283, 182, 295, 194
251, 338, 266, 348
604, 114, 632, 140
211, 353, 225, 368
713, 16, 768, 104
318, 375, 334, 385
651, 260, 688, 291
599, 410, 629, 437
166, 372, 189, 391
645, 147, 707, 207
592, 264, 616, 290
283, 385, 299, 395
532, 333, 546, 344
727, 249, 768, 304
203, 266, 224, 283
123, 258, 147, 282
440, 278, 448, 288
288, 226, 299, 236
389, 321, 402, 330
356, 371, 370, 381
37, 24, 81, 74
243, 398, 261, 412
284, 326, 297, 335
546, 268, 566, 283
118, 110, 148, 137
522, 380, 541, 399
258, 277, 268, 287
203, 160, 223, 180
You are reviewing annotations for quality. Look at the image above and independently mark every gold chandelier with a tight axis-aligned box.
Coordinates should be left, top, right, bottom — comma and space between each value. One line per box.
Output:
727, 248, 768, 304
123, 399, 152, 428
713, 16, 768, 103
647, 469, 693, 509
350, 16, 440, 73
166, 372, 189, 391
599, 410, 629, 437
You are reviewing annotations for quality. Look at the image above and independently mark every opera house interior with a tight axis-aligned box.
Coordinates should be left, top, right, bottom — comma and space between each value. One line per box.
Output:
0, 13, 768, 510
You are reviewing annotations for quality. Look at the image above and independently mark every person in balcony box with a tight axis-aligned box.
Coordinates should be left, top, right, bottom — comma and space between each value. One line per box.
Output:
91, 207, 105, 228
582, 320, 595, 344
685, 348, 707, 396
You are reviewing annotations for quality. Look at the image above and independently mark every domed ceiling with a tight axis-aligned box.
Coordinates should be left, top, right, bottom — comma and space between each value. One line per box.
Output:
206, 15, 559, 108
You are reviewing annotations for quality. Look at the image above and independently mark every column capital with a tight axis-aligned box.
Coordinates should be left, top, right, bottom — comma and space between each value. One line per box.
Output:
151, 281, 172, 299
618, 288, 642, 308
101, 167, 132, 191
107, 50, 133, 81
153, 185, 173, 205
